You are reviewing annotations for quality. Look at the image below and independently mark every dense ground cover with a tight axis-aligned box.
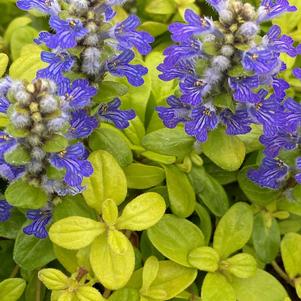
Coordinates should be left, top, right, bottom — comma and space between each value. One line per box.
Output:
0, 0, 301, 300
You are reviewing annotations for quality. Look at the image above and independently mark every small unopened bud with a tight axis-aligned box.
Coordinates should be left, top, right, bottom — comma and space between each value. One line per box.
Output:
11, 112, 31, 128
32, 123, 46, 135
40, 96, 58, 114
29, 102, 39, 113
81, 47, 101, 75
221, 45, 234, 57
32, 112, 42, 123
219, 10, 234, 24
237, 22, 259, 38
31, 147, 46, 161
27, 134, 41, 146
212, 55, 230, 72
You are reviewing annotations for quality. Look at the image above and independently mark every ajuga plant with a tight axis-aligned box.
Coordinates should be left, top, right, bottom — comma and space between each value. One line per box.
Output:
0, 0, 153, 241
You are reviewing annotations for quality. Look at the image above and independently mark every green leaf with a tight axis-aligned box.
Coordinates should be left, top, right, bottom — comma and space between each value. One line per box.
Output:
0, 241, 15, 280
43, 134, 68, 153
5, 179, 48, 209
49, 216, 105, 250
188, 247, 219, 272
116, 192, 166, 230
88, 128, 133, 167
141, 256, 160, 292
38, 269, 69, 290
195, 204, 212, 245
252, 213, 280, 264
124, 163, 165, 189
4, 145, 30, 165
143, 261, 197, 300
4, 16, 31, 44
109, 288, 139, 301
123, 116, 145, 145
202, 273, 236, 301
237, 124, 263, 153
189, 166, 229, 216
0, 208, 26, 239
53, 245, 78, 274
76, 286, 106, 301
202, 127, 245, 171
213, 202, 253, 259
95, 81, 128, 102
142, 128, 194, 160
238, 166, 281, 206
141, 151, 176, 165
11, 26, 38, 60
148, 214, 204, 267
14, 232, 55, 270
281, 232, 301, 279
9, 47, 47, 81
221, 253, 257, 278
0, 53, 9, 77
82, 150, 127, 213
90, 234, 135, 290
230, 269, 288, 301
145, 0, 177, 14
164, 164, 196, 218
0, 278, 26, 301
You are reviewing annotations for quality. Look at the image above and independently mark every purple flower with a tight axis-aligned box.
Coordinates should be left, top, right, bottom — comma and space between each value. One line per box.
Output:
180, 75, 207, 105
68, 110, 98, 138
156, 96, 192, 128
0, 132, 17, 157
36, 16, 88, 49
50, 143, 93, 187
257, 0, 297, 23
184, 104, 218, 142
260, 131, 298, 158
220, 108, 252, 135
98, 98, 135, 129
0, 161, 24, 181
114, 15, 154, 55
16, 0, 60, 15
247, 91, 283, 137
0, 97, 9, 114
293, 68, 301, 80
206, 0, 228, 12
23, 208, 52, 239
282, 98, 301, 132
242, 48, 279, 75
248, 157, 289, 189
295, 157, 301, 183
229, 76, 260, 103
59, 79, 97, 109
263, 25, 296, 57
169, 9, 214, 42
37, 51, 74, 84
107, 50, 148, 86
0, 200, 13, 222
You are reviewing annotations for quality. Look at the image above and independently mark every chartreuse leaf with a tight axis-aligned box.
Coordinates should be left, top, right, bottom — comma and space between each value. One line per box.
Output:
38, 269, 69, 290
102, 198, 119, 226
141, 256, 160, 292
76, 286, 106, 301
116, 192, 166, 231
4, 144, 30, 165
148, 214, 205, 267
230, 269, 288, 301
124, 163, 165, 189
90, 233, 135, 290
202, 273, 236, 301
108, 230, 129, 255
252, 212, 280, 263
49, 216, 105, 250
43, 134, 68, 153
220, 253, 257, 278
82, 150, 127, 213
127, 260, 197, 300
0, 278, 26, 301
281, 232, 301, 279
5, 179, 48, 209
213, 203, 253, 259
164, 165, 196, 218
145, 0, 177, 14
188, 247, 220, 272
0, 53, 9, 77
202, 127, 246, 171
109, 288, 139, 301
4, 16, 31, 44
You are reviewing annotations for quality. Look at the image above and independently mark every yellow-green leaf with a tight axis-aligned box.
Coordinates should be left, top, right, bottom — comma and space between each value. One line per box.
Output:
82, 150, 127, 213
38, 268, 69, 290
0, 278, 26, 301
49, 216, 105, 250
0, 53, 9, 77
116, 192, 166, 231
76, 286, 106, 301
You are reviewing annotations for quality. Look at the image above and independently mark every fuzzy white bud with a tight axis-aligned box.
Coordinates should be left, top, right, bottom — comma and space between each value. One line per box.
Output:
221, 45, 234, 57
237, 22, 259, 38
40, 96, 58, 114
31, 147, 46, 161
81, 47, 101, 75
212, 55, 231, 72
11, 112, 31, 128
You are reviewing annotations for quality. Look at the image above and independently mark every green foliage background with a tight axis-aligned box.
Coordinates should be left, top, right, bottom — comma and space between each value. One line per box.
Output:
1, 0, 301, 300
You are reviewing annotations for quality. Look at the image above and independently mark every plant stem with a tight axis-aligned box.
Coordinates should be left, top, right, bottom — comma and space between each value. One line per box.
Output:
9, 265, 19, 278
103, 288, 111, 298
271, 261, 294, 287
